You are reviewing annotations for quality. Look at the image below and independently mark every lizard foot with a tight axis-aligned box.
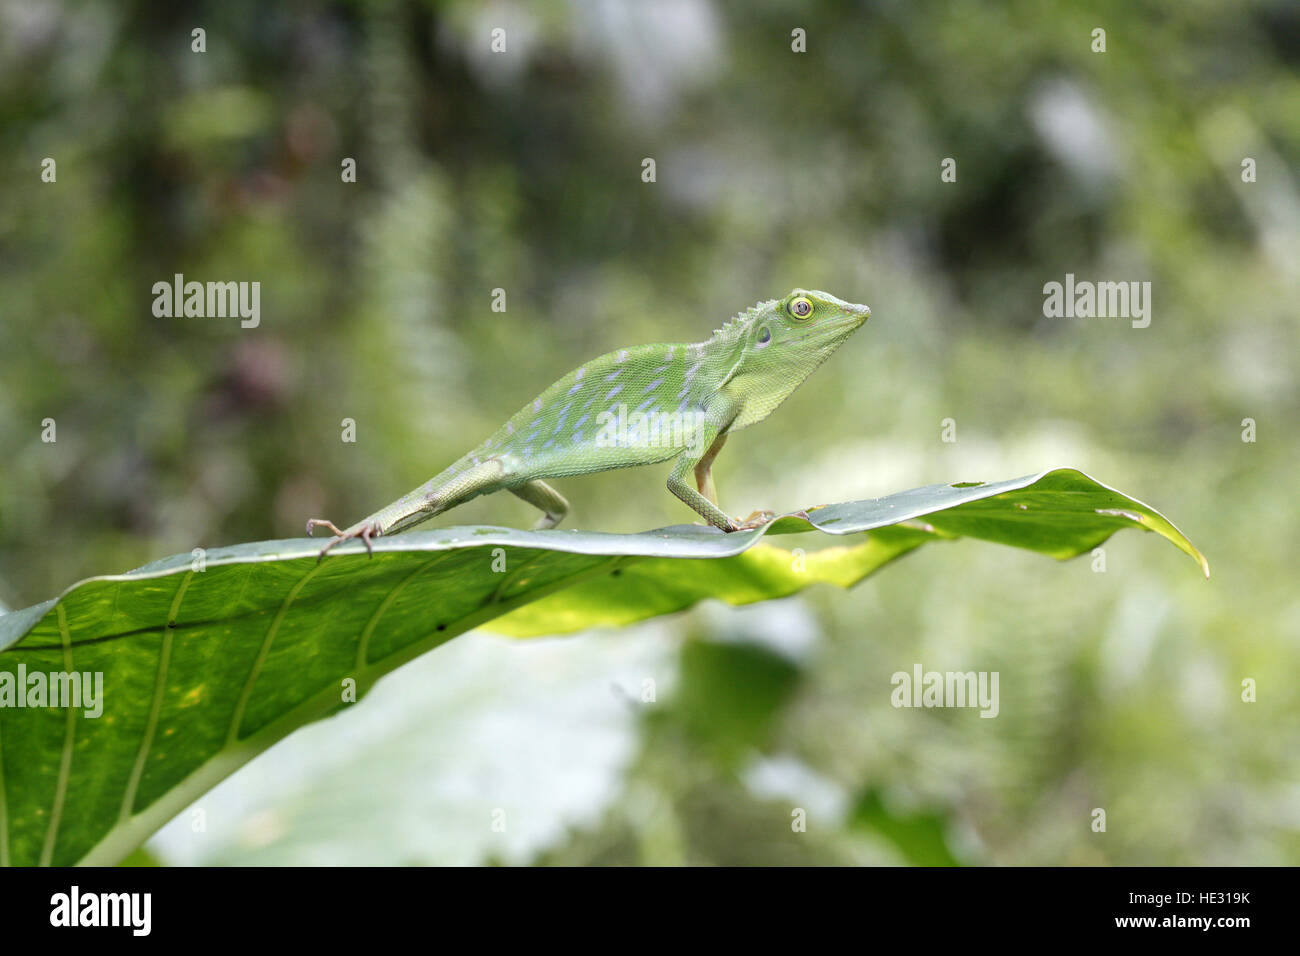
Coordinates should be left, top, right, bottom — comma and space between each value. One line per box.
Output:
692, 511, 776, 533
732, 509, 776, 531
722, 509, 769, 530
306, 518, 378, 562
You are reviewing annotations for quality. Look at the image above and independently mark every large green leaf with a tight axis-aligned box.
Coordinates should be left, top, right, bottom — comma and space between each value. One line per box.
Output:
0, 468, 1205, 866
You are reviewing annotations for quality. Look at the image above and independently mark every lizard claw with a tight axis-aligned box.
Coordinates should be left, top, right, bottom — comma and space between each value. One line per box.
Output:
306, 518, 345, 538
307, 518, 378, 562
732, 509, 776, 531
711, 510, 776, 532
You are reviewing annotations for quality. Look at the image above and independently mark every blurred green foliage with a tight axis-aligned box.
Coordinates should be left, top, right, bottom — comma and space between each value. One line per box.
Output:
1, 0, 1296, 865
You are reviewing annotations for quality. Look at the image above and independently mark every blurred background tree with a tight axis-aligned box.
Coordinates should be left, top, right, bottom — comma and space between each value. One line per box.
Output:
1, 0, 1296, 864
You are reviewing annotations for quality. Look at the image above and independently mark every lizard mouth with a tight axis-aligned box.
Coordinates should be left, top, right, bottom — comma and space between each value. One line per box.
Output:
797, 317, 868, 349
816, 307, 871, 337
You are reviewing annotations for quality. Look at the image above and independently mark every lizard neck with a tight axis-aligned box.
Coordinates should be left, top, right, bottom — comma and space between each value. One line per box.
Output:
697, 324, 752, 394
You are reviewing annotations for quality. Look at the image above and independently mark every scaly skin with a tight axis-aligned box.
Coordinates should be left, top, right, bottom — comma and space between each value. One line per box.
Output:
308, 289, 870, 558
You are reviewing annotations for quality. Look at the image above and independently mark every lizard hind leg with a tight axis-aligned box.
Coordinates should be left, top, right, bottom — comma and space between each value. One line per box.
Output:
510, 480, 570, 530
307, 459, 509, 561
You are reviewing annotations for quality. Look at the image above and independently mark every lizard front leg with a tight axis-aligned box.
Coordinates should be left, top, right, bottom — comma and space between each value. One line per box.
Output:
667, 396, 772, 532
689, 432, 771, 529
669, 456, 734, 530
693, 432, 726, 505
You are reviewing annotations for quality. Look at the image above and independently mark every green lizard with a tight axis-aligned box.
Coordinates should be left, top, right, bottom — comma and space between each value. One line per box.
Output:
307, 289, 870, 557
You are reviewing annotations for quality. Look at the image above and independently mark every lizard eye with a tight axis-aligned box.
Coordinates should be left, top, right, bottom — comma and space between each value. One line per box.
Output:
757, 327, 771, 345
789, 296, 813, 319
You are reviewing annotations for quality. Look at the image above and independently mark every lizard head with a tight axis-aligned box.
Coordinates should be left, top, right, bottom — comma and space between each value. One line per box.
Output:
715, 289, 870, 428
734, 288, 870, 371
765, 288, 870, 348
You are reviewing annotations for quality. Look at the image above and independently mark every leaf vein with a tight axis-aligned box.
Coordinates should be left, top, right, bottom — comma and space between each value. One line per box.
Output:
356, 553, 452, 671
225, 564, 323, 746
40, 604, 78, 866
120, 572, 193, 822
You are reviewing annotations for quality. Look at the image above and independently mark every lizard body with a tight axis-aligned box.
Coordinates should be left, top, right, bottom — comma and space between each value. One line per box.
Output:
308, 289, 870, 556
